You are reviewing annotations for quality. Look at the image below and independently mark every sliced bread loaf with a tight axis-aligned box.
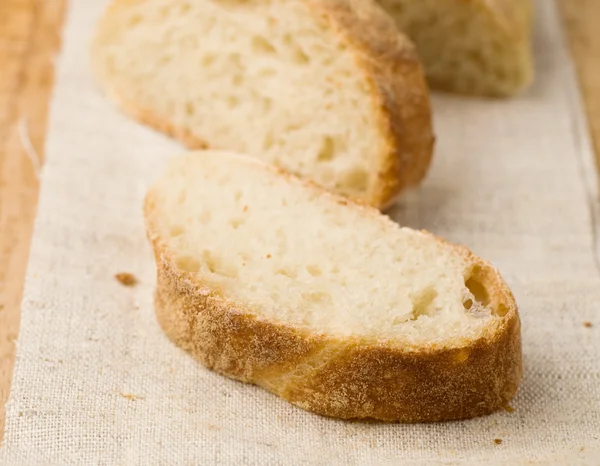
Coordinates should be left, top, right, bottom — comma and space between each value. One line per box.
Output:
378, 0, 534, 96
91, 0, 434, 208
144, 150, 522, 422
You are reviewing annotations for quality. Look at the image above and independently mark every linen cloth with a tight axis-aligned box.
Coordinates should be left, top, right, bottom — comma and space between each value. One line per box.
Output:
1, 0, 599, 463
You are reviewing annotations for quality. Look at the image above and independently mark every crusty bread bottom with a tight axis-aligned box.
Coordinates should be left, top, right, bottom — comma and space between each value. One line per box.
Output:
153, 255, 521, 422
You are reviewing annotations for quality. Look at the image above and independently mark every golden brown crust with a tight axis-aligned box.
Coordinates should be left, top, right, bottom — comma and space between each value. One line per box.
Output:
309, 0, 434, 207
144, 157, 521, 423
91, 0, 434, 209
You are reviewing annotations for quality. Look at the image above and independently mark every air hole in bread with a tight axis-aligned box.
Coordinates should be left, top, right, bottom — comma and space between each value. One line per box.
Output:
261, 96, 272, 112
340, 167, 369, 192
202, 54, 215, 67
252, 36, 276, 54
276, 268, 296, 279
465, 274, 490, 307
281, 32, 309, 64
410, 286, 438, 319
230, 217, 244, 229
259, 68, 276, 79
185, 102, 195, 117
175, 254, 200, 273
302, 290, 330, 303
292, 46, 309, 64
170, 225, 184, 237
230, 52, 242, 67
495, 303, 509, 317
463, 268, 507, 316
317, 136, 336, 162
284, 122, 302, 133
227, 95, 240, 108
306, 264, 322, 277
201, 250, 237, 278
263, 132, 275, 150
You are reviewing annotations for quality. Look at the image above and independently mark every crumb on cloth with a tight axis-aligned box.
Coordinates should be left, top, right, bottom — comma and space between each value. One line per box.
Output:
115, 272, 137, 286
503, 405, 515, 413
120, 392, 144, 401
494, 439, 502, 445
583, 321, 593, 328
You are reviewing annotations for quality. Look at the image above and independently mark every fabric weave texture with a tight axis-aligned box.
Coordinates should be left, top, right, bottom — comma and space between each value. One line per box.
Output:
1, 0, 599, 463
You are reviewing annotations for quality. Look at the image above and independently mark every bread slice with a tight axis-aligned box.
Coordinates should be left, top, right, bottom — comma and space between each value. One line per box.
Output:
91, 0, 434, 208
378, 0, 534, 96
144, 150, 522, 422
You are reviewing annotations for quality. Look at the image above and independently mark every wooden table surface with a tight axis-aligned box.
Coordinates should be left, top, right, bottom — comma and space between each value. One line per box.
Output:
0, 0, 599, 441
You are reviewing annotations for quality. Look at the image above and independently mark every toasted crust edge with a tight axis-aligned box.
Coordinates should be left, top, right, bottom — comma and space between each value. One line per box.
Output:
90, 0, 434, 209
144, 152, 522, 423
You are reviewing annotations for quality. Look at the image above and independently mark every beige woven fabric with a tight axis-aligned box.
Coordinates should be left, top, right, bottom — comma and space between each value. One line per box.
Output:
1, 0, 599, 464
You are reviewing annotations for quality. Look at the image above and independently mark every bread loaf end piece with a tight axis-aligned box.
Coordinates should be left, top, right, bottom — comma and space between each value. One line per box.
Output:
378, 0, 534, 96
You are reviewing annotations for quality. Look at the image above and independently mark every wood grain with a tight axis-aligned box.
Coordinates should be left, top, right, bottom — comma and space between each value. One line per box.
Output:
558, 0, 600, 172
0, 0, 600, 443
0, 0, 67, 440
